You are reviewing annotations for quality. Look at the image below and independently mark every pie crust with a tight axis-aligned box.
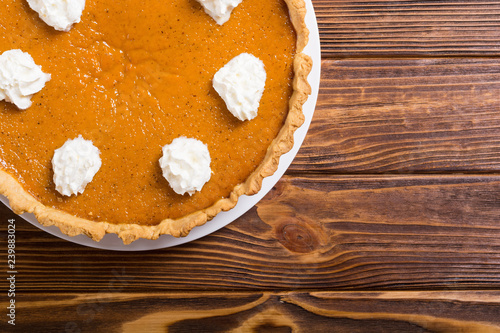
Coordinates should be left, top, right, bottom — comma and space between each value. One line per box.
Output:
0, 0, 312, 244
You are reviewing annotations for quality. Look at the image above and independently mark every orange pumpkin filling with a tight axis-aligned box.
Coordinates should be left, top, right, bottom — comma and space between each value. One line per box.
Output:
0, 0, 296, 226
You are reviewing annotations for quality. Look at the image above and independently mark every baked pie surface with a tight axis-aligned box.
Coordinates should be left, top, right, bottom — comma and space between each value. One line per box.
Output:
0, 0, 312, 244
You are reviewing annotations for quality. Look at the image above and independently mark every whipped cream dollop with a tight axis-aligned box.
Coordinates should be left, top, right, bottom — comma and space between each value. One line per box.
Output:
52, 136, 102, 196
0, 49, 51, 110
27, 0, 86, 32
196, 0, 242, 25
213, 53, 266, 121
159, 137, 212, 196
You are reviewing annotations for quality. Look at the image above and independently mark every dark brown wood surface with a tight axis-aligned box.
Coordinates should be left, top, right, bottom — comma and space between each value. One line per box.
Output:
315, 0, 500, 57
2, 1, 500, 332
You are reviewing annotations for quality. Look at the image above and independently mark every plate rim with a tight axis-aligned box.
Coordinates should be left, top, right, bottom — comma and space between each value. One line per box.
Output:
0, 0, 321, 251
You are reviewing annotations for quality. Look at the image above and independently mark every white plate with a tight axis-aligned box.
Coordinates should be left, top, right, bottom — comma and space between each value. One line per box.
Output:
0, 1, 321, 251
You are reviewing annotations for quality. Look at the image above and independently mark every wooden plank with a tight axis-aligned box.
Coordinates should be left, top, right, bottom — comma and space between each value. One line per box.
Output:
289, 58, 500, 173
7, 291, 500, 332
313, 0, 500, 57
2, 174, 500, 292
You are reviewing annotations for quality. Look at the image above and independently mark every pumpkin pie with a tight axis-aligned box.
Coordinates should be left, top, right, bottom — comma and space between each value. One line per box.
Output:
0, 0, 312, 244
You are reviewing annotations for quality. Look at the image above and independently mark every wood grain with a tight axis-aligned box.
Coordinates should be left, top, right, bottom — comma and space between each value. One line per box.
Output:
314, 0, 500, 57
289, 58, 500, 173
2, 174, 500, 292
5, 291, 500, 332
2, 1, 500, 330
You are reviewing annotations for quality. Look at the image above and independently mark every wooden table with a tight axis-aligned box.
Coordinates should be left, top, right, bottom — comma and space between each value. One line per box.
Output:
2, 1, 500, 331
